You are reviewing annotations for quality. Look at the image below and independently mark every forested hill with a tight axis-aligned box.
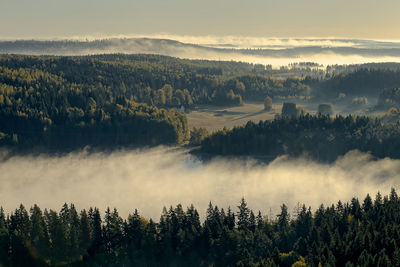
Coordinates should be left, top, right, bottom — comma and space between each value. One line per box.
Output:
317, 68, 400, 100
200, 115, 400, 162
0, 54, 311, 107
2, 54, 400, 108
1, 191, 400, 266
3, 54, 400, 150
0, 58, 189, 150
0, 53, 308, 150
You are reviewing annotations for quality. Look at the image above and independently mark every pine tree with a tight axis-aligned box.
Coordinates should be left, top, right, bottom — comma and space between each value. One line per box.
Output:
256, 211, 263, 229
277, 203, 290, 231
362, 194, 373, 214
249, 211, 256, 232
224, 207, 235, 230
68, 204, 81, 260
0, 207, 9, 266
46, 209, 68, 263
29, 204, 50, 260
237, 198, 250, 231
88, 208, 103, 257
79, 209, 91, 257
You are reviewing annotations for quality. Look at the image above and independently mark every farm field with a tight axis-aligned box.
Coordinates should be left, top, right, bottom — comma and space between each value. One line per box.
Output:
186, 102, 316, 131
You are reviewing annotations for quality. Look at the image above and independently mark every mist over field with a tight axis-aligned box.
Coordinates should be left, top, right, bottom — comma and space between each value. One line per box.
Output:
2, 36, 400, 67
1, 147, 399, 219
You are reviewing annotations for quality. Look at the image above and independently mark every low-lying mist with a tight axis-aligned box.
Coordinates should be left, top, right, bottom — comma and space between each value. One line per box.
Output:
3, 37, 400, 68
1, 147, 399, 220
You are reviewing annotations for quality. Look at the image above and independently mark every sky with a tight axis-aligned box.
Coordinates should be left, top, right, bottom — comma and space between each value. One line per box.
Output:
1, 0, 400, 40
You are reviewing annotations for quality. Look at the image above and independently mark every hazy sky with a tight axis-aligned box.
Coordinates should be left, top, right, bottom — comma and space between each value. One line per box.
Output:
1, 0, 400, 39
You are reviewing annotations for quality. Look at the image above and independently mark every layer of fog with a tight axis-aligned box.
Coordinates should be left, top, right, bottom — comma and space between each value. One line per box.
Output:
130, 34, 400, 50
172, 51, 400, 69
2, 37, 400, 68
1, 147, 399, 220
4, 34, 400, 49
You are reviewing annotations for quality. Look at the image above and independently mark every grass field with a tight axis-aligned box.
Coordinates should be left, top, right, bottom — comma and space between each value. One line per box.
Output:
186, 99, 382, 132
186, 102, 281, 132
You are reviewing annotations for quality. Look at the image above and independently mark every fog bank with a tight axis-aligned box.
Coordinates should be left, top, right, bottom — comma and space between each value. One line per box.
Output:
0, 147, 399, 220
2, 37, 400, 68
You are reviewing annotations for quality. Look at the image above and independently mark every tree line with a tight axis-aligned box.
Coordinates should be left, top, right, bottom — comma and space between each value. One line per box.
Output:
1, 191, 399, 266
200, 114, 400, 162
376, 87, 400, 110
316, 68, 400, 100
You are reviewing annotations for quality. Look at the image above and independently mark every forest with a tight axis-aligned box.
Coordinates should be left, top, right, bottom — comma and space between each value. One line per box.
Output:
316, 68, 400, 100
1, 191, 399, 266
377, 87, 400, 110
1, 55, 400, 109
2, 54, 400, 266
0, 56, 192, 150
3, 0, 400, 266
2, 54, 400, 151
200, 114, 400, 162
0, 54, 312, 150
0, 54, 312, 108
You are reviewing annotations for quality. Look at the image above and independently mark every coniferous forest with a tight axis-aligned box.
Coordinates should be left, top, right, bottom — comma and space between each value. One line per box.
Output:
3, 0, 400, 266
2, 54, 400, 152
200, 115, 400, 162
1, 191, 400, 266
2, 54, 400, 266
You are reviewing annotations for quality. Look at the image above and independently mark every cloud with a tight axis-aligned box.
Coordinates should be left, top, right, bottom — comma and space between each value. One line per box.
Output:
0, 148, 399, 220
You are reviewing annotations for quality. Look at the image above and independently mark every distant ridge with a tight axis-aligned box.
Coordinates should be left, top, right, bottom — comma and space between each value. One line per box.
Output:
1, 38, 400, 57
2, 38, 400, 66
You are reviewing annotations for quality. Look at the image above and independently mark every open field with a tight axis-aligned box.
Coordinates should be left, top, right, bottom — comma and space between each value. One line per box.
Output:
186, 100, 383, 132
186, 102, 282, 131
